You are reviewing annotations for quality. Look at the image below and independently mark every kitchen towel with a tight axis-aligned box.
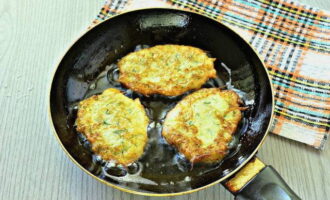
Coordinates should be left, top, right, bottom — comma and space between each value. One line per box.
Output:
92, 0, 330, 149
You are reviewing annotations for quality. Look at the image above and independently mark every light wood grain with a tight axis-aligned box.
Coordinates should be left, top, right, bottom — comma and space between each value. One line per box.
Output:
0, 0, 329, 200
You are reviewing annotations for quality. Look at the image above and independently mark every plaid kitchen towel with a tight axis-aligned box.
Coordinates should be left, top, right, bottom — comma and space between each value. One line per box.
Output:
93, 0, 330, 149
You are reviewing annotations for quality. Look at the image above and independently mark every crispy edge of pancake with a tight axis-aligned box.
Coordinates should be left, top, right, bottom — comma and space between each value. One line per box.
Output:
118, 45, 217, 96
76, 88, 149, 166
162, 88, 243, 163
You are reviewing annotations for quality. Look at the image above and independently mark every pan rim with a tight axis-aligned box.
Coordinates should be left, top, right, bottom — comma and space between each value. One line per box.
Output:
47, 7, 275, 197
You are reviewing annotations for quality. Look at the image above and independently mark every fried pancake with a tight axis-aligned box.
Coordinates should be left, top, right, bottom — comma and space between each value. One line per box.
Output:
162, 88, 243, 163
118, 45, 216, 96
76, 88, 149, 166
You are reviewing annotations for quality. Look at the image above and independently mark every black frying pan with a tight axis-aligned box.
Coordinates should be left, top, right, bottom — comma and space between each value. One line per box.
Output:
49, 8, 300, 199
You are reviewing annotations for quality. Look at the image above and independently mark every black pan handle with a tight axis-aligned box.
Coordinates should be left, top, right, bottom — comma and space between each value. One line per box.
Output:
223, 157, 301, 200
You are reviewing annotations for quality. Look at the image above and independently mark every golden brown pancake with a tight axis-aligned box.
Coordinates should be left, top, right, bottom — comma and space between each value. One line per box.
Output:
162, 88, 243, 163
118, 45, 216, 96
76, 88, 149, 166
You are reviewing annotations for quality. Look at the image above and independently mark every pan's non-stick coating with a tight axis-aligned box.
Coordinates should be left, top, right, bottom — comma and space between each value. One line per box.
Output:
50, 9, 273, 194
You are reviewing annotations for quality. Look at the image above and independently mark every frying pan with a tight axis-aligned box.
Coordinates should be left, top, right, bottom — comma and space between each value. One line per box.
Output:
49, 8, 301, 199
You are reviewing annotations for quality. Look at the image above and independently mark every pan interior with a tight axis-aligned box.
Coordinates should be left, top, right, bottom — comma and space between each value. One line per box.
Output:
50, 9, 273, 194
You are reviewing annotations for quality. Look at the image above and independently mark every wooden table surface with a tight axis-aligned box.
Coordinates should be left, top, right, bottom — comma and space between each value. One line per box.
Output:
0, 0, 329, 199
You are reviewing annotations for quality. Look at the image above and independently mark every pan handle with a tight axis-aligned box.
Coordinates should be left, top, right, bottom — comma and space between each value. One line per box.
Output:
222, 157, 301, 200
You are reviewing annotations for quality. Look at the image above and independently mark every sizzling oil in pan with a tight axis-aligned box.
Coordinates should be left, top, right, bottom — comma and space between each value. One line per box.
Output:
67, 45, 254, 192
